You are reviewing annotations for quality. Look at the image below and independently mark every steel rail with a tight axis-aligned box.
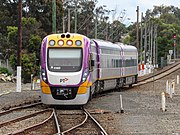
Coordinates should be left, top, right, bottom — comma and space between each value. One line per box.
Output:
53, 109, 61, 135
9, 109, 54, 135
0, 101, 42, 116
82, 107, 108, 135
136, 62, 180, 86
138, 62, 180, 82
61, 110, 88, 135
0, 109, 51, 127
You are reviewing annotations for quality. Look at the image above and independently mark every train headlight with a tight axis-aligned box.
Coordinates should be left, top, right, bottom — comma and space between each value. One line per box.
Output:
49, 40, 55, 46
58, 40, 64, 46
66, 40, 73, 46
75, 40, 82, 46
82, 68, 89, 83
41, 69, 47, 82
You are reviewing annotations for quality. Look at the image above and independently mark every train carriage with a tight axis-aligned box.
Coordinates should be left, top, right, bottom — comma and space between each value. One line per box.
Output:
40, 33, 138, 105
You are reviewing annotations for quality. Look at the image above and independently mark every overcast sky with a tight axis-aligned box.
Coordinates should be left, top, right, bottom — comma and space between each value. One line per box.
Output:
96, 0, 180, 25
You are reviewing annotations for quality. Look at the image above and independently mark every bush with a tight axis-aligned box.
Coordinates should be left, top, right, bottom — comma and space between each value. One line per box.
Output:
0, 67, 12, 75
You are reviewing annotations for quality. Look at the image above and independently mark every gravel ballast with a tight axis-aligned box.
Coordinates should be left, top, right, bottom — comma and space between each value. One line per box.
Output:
0, 67, 180, 134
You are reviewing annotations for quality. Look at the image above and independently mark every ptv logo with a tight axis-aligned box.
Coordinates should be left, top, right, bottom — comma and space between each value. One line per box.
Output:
60, 78, 69, 83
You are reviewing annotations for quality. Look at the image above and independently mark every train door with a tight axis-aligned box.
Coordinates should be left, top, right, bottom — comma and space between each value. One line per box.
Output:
90, 40, 98, 83
119, 45, 124, 87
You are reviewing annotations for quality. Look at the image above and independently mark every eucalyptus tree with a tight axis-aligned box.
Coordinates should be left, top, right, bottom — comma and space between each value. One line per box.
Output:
8, 17, 43, 81
24, 0, 63, 34
145, 6, 180, 62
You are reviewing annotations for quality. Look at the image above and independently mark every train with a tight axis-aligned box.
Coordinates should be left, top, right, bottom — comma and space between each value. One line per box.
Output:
40, 33, 138, 105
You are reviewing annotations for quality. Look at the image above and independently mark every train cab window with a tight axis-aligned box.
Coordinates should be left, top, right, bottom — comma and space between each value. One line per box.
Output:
47, 48, 82, 72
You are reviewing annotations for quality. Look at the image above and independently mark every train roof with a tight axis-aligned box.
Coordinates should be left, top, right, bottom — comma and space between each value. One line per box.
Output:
92, 39, 120, 50
117, 42, 137, 52
92, 39, 137, 52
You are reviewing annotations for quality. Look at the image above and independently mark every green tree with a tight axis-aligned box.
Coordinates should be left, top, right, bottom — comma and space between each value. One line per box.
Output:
7, 17, 43, 82
128, 5, 180, 64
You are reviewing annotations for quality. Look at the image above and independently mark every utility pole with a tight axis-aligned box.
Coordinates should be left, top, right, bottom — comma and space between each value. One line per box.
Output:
136, 6, 139, 53
173, 33, 176, 59
155, 25, 158, 67
153, 25, 157, 66
68, 8, 70, 32
52, 0, 56, 33
144, 17, 147, 64
106, 22, 109, 40
62, 0, 65, 33
140, 12, 143, 64
95, 15, 97, 39
17, 0, 22, 66
17, 0, 22, 92
63, 16, 65, 33
74, 1, 77, 33
150, 22, 153, 65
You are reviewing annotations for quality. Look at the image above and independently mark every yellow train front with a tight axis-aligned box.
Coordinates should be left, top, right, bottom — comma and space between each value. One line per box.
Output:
40, 33, 93, 105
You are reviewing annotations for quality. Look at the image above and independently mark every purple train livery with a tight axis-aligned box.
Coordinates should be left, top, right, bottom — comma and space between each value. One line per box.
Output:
40, 33, 138, 105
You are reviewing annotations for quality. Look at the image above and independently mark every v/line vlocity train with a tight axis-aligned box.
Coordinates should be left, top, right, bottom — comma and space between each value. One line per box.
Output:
40, 33, 138, 105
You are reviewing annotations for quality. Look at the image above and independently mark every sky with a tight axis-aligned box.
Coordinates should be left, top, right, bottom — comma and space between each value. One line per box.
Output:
96, 0, 180, 25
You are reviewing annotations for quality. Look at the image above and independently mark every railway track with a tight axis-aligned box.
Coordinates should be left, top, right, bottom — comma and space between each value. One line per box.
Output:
0, 102, 108, 135
0, 102, 59, 135
136, 62, 180, 86
56, 107, 108, 135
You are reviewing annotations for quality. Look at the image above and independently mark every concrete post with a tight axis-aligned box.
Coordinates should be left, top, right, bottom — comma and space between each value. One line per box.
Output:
16, 66, 21, 92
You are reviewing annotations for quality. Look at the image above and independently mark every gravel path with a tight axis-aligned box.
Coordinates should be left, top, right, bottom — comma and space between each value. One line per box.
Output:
0, 83, 40, 110
85, 69, 180, 134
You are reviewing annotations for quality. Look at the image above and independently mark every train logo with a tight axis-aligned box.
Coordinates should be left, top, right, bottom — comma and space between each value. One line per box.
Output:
60, 78, 69, 83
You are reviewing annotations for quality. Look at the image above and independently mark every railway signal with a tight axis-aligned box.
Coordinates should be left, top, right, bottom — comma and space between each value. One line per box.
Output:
173, 33, 176, 59
173, 33, 176, 39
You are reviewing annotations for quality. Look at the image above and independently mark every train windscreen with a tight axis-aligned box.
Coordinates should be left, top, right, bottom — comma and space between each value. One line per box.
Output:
47, 48, 82, 72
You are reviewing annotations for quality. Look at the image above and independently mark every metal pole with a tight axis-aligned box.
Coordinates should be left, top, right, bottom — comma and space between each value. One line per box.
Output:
136, 6, 139, 52
17, 0, 22, 66
63, 16, 65, 33
140, 12, 143, 64
62, 0, 65, 33
106, 22, 108, 40
174, 37, 176, 59
144, 18, 147, 64
155, 25, 158, 67
74, 1, 77, 33
95, 15, 97, 39
153, 25, 156, 66
52, 0, 56, 33
17, 0, 22, 93
150, 22, 153, 65
68, 8, 70, 32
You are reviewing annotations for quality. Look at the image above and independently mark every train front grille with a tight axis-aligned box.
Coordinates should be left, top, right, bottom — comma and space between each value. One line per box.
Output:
50, 87, 78, 100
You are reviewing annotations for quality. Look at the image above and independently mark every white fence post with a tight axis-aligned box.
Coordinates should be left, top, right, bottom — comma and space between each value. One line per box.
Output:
172, 81, 175, 94
177, 75, 179, 84
16, 66, 21, 92
170, 81, 173, 98
119, 94, 124, 113
166, 80, 169, 94
161, 92, 166, 112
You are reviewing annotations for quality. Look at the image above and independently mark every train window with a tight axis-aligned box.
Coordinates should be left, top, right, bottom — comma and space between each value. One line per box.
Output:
47, 48, 82, 72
